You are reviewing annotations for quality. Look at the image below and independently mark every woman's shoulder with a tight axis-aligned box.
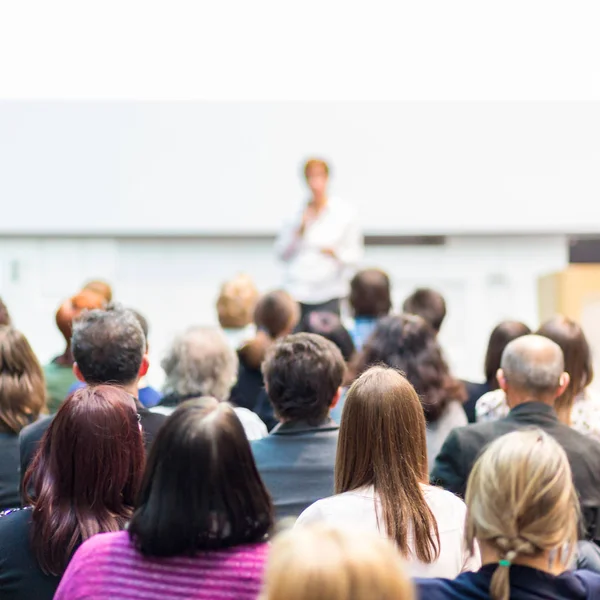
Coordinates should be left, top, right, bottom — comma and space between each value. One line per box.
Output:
73, 530, 132, 561
296, 488, 376, 525
422, 486, 468, 526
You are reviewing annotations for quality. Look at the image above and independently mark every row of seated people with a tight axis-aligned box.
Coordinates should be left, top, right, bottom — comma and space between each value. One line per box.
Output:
1, 329, 600, 598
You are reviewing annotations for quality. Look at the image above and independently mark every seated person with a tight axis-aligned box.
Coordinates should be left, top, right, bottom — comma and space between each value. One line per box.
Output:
402, 287, 446, 335
43, 289, 105, 412
216, 274, 259, 350
153, 326, 267, 441
347, 268, 392, 350
431, 334, 600, 542
252, 333, 345, 519
418, 429, 600, 599
67, 307, 161, 408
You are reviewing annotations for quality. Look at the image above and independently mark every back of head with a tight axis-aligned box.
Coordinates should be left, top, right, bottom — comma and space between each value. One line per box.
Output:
82, 279, 113, 303
537, 316, 593, 414
262, 333, 345, 425
297, 311, 355, 363
402, 288, 446, 333
55, 289, 106, 345
216, 274, 260, 329
25, 385, 145, 575
0, 297, 10, 326
262, 524, 414, 600
129, 399, 273, 556
355, 314, 465, 422
162, 326, 238, 402
484, 321, 532, 387
500, 334, 565, 400
465, 429, 578, 600
72, 306, 146, 386
349, 269, 392, 318
336, 366, 438, 562
239, 290, 300, 370
0, 326, 46, 433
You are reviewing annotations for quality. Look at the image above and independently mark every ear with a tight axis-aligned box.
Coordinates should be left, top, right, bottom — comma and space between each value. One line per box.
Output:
497, 368, 507, 391
73, 363, 85, 382
138, 354, 150, 379
330, 387, 342, 409
557, 372, 571, 397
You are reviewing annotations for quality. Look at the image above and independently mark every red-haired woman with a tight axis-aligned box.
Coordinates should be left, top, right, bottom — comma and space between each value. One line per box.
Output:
0, 385, 145, 600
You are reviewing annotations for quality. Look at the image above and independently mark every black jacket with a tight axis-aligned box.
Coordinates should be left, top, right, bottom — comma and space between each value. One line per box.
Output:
431, 402, 600, 539
0, 433, 20, 512
251, 418, 339, 520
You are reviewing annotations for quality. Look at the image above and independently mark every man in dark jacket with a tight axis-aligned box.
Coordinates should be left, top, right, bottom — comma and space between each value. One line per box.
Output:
251, 332, 344, 520
431, 334, 600, 540
19, 306, 166, 489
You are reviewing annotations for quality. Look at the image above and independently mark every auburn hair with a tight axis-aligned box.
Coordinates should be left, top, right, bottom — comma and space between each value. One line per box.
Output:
336, 366, 440, 562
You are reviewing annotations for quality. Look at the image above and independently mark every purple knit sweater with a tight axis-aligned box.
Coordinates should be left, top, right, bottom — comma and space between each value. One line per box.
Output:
54, 530, 268, 599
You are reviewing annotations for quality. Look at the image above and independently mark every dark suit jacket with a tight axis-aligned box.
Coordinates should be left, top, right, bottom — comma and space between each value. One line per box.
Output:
19, 404, 166, 495
251, 418, 339, 520
431, 401, 600, 539
461, 380, 492, 423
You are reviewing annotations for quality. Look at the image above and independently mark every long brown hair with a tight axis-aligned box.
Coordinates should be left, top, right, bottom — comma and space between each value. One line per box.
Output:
335, 366, 440, 562
537, 316, 593, 425
23, 385, 145, 575
0, 326, 46, 433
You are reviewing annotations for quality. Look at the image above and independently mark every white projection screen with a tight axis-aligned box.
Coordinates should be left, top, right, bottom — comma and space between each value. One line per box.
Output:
1, 101, 599, 235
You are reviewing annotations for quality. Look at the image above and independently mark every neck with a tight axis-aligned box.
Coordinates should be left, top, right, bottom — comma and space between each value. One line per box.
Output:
505, 390, 555, 411
311, 193, 327, 209
122, 381, 140, 399
480, 543, 564, 575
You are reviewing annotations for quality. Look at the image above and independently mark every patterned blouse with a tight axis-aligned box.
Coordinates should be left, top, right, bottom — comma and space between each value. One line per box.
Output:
475, 387, 600, 442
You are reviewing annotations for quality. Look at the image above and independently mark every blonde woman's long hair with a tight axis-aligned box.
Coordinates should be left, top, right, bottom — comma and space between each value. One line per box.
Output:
465, 429, 579, 600
261, 523, 414, 600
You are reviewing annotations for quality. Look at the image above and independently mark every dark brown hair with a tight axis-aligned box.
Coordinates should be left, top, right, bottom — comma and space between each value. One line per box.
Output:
0, 326, 46, 433
297, 311, 356, 363
263, 333, 345, 425
0, 297, 10, 326
336, 366, 440, 562
354, 314, 466, 422
128, 400, 273, 556
484, 321, 531, 388
350, 269, 392, 318
24, 385, 145, 575
402, 288, 446, 333
537, 316, 593, 423
239, 290, 300, 370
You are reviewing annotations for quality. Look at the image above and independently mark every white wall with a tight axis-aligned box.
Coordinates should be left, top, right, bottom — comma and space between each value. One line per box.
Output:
0, 234, 569, 389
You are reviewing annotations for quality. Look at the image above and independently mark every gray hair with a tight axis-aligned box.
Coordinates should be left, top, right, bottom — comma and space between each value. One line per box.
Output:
161, 326, 238, 401
500, 334, 564, 395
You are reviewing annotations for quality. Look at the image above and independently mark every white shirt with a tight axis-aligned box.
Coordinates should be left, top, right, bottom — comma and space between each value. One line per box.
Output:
151, 405, 267, 441
295, 484, 480, 579
275, 197, 363, 304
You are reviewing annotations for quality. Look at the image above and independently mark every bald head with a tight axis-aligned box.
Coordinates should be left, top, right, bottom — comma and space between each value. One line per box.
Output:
500, 334, 567, 401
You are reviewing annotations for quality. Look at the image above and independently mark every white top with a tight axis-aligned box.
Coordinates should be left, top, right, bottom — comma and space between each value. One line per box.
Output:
475, 387, 600, 442
275, 197, 363, 304
296, 485, 480, 579
426, 400, 468, 472
221, 325, 256, 351
151, 405, 267, 441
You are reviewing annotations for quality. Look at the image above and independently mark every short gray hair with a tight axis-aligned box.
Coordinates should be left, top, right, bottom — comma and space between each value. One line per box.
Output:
501, 334, 564, 395
161, 326, 238, 401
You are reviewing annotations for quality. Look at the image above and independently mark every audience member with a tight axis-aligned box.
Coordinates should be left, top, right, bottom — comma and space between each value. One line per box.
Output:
462, 321, 531, 422
230, 290, 299, 414
20, 307, 166, 478
252, 333, 345, 519
355, 314, 467, 468
476, 316, 600, 440
348, 268, 392, 350
66, 307, 162, 408
54, 400, 272, 600
82, 279, 113, 303
262, 523, 415, 600
403, 287, 446, 333
418, 429, 600, 599
0, 297, 10, 326
43, 289, 106, 412
154, 326, 267, 440
275, 158, 363, 319
0, 327, 45, 511
432, 334, 600, 541
297, 366, 478, 578
216, 273, 260, 349
0, 386, 144, 600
